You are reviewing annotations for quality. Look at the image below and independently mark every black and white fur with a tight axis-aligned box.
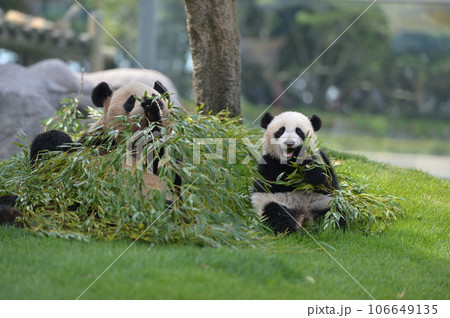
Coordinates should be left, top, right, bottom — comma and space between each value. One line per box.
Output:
252, 111, 339, 234
0, 81, 179, 226
29, 80, 171, 163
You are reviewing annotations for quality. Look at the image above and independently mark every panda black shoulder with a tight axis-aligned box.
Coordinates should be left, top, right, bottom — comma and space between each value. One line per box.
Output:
30, 130, 74, 163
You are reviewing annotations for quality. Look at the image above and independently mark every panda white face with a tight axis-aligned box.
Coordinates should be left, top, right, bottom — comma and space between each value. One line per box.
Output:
104, 82, 168, 128
262, 111, 320, 162
90, 81, 170, 132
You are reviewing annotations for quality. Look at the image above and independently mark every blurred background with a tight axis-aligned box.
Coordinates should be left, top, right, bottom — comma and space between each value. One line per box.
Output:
0, 0, 449, 178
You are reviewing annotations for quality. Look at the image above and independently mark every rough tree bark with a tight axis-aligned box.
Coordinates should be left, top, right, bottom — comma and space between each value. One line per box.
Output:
184, 0, 241, 116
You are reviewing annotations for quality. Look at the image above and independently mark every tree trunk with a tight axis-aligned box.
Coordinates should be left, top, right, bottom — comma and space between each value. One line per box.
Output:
184, 0, 241, 116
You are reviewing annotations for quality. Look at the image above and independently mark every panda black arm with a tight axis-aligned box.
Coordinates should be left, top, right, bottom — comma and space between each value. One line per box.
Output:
30, 130, 74, 163
254, 154, 297, 193
0, 195, 18, 207
319, 150, 340, 190
302, 151, 339, 191
0, 205, 22, 226
302, 156, 328, 187
141, 96, 162, 124
0, 195, 22, 226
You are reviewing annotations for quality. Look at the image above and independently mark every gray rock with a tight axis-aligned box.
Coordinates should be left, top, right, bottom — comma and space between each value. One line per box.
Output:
0, 58, 179, 160
28, 59, 86, 109
0, 91, 55, 159
0, 60, 81, 159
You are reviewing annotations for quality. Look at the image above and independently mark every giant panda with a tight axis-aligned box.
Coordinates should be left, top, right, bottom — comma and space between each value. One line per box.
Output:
0, 80, 180, 226
252, 111, 340, 234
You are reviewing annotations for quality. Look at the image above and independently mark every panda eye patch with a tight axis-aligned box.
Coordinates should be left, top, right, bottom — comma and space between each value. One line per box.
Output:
274, 127, 285, 139
296, 128, 305, 139
123, 95, 136, 113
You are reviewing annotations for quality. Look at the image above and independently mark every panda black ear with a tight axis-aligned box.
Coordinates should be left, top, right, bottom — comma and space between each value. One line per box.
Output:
91, 82, 113, 108
310, 114, 322, 132
260, 112, 274, 129
154, 80, 169, 95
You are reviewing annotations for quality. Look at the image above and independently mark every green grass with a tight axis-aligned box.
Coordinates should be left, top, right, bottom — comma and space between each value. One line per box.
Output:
1, 152, 448, 299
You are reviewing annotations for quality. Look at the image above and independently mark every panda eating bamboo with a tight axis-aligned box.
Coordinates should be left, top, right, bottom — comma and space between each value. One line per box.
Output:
0, 80, 181, 225
252, 111, 340, 234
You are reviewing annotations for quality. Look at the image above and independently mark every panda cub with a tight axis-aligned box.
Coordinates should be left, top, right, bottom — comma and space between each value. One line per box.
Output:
252, 111, 339, 234
31, 80, 179, 191
0, 80, 178, 226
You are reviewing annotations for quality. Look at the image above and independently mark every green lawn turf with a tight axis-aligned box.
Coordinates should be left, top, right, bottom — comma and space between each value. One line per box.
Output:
0, 152, 448, 299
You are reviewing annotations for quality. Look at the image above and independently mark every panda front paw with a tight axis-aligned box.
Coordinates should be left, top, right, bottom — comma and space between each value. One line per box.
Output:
303, 165, 328, 187
141, 95, 162, 123
0, 205, 22, 227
